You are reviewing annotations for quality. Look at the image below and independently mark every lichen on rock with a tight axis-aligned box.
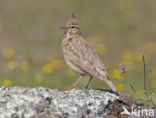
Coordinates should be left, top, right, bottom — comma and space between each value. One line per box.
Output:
0, 86, 133, 118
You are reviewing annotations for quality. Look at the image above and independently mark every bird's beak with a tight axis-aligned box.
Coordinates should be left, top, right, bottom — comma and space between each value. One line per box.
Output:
60, 26, 65, 30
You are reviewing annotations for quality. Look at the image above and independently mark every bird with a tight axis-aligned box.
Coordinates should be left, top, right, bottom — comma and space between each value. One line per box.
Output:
61, 14, 117, 92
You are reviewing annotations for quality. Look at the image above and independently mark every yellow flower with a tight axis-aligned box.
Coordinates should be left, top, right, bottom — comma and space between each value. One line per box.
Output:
112, 69, 124, 80
42, 64, 54, 74
145, 42, 156, 54
67, 69, 76, 77
50, 59, 64, 70
3, 80, 13, 86
7, 60, 17, 70
20, 62, 30, 71
42, 59, 64, 74
122, 50, 133, 67
3, 49, 15, 59
97, 44, 107, 55
137, 90, 146, 98
117, 84, 125, 92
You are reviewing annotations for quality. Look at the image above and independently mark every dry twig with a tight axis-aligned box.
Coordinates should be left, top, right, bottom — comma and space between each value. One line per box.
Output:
142, 55, 147, 97
130, 83, 136, 94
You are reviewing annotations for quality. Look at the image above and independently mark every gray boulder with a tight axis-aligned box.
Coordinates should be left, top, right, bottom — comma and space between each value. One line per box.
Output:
0, 86, 135, 118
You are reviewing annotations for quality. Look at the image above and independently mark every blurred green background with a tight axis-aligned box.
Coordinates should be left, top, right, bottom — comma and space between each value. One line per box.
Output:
0, 0, 156, 100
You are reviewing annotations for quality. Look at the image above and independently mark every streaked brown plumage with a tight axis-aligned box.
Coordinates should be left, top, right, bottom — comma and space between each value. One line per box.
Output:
61, 14, 117, 92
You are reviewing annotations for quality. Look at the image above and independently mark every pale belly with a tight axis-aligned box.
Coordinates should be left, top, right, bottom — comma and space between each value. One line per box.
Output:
65, 57, 85, 75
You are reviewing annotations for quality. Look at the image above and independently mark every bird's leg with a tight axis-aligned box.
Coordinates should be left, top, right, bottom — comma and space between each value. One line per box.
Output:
72, 75, 83, 89
85, 76, 93, 89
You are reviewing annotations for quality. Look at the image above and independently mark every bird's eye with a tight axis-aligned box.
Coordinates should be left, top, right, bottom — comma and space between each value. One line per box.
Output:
71, 26, 75, 28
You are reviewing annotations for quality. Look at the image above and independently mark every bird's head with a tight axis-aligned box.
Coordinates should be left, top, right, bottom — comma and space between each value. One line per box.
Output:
60, 14, 81, 36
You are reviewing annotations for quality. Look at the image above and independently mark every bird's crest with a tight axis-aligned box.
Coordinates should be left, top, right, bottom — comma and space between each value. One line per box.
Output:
65, 13, 78, 28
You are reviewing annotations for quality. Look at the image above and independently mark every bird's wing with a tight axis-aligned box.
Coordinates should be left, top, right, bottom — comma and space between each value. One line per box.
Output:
65, 36, 109, 81
80, 38, 109, 80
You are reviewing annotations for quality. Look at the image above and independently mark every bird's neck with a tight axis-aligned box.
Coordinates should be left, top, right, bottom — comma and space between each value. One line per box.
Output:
65, 31, 72, 39
65, 31, 81, 39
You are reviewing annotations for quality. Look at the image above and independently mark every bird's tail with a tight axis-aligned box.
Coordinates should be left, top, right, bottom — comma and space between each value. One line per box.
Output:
105, 79, 117, 92
102, 73, 117, 92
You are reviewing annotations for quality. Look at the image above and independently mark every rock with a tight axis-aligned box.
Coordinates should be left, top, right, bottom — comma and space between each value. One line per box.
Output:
31, 113, 52, 118
0, 86, 135, 118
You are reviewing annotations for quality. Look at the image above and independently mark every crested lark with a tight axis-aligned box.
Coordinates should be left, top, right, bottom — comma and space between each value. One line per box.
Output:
61, 14, 117, 92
